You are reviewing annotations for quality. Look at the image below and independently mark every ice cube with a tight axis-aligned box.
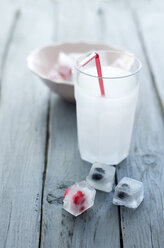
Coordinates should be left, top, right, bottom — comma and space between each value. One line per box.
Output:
57, 52, 72, 80
113, 177, 144, 208
63, 181, 96, 217
48, 52, 72, 81
86, 163, 116, 192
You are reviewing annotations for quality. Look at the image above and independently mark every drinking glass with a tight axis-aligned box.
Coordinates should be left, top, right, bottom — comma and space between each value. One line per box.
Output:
75, 50, 142, 165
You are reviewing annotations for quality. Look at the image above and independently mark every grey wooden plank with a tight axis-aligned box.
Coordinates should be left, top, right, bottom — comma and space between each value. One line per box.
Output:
55, 0, 105, 43
100, 2, 164, 248
41, 0, 120, 247
0, 0, 19, 92
133, 0, 164, 112
0, 1, 54, 247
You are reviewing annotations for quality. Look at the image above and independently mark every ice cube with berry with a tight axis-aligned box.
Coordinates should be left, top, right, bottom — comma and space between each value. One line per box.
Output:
63, 181, 96, 217
86, 163, 116, 192
113, 177, 144, 208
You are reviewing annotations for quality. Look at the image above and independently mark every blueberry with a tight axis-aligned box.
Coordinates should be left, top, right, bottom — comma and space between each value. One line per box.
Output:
92, 173, 103, 181
117, 191, 129, 199
95, 168, 105, 174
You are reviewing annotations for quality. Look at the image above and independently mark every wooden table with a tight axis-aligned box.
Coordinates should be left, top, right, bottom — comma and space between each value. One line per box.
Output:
0, 0, 164, 247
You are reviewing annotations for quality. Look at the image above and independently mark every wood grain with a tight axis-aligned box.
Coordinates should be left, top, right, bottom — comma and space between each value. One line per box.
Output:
0, 1, 54, 247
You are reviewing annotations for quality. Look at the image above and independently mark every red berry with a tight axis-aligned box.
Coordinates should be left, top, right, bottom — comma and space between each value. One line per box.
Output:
64, 187, 71, 197
80, 206, 85, 212
73, 191, 85, 205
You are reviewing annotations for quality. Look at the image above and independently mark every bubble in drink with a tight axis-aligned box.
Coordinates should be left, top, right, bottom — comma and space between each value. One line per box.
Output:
63, 181, 96, 216
86, 163, 116, 192
113, 177, 144, 208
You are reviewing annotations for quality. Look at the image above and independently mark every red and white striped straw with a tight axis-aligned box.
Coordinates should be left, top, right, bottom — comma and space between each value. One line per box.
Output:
79, 52, 105, 96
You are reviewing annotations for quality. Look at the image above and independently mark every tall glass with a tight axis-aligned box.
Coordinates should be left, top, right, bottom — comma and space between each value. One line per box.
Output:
75, 50, 142, 165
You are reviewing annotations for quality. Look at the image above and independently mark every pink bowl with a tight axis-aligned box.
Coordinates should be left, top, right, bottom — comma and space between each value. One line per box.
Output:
27, 42, 121, 102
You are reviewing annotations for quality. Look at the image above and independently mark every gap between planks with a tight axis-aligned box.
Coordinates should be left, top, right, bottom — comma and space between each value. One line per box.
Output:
39, 94, 51, 248
131, 7, 164, 116
115, 171, 124, 248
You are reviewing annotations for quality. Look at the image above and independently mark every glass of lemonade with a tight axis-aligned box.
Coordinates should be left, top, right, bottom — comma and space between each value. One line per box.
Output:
74, 50, 142, 165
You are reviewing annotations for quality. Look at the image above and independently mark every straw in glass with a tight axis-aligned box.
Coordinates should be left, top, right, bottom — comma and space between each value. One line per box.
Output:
79, 52, 105, 96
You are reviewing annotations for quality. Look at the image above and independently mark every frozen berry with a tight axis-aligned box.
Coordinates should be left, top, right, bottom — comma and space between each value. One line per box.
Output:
80, 206, 85, 212
64, 187, 70, 197
92, 173, 103, 181
95, 168, 105, 174
117, 192, 129, 199
73, 191, 85, 205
